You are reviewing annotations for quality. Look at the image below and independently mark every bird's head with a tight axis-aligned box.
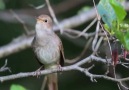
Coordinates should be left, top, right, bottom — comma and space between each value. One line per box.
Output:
36, 15, 53, 30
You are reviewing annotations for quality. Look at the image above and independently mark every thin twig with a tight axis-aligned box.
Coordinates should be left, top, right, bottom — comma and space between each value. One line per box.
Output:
10, 10, 29, 35
29, 4, 45, 9
92, 36, 104, 55
65, 18, 97, 39
92, 20, 100, 51
77, 18, 97, 38
45, 0, 63, 34
100, 23, 112, 60
65, 37, 93, 64
92, 0, 101, 51
92, 0, 100, 20
0, 59, 11, 73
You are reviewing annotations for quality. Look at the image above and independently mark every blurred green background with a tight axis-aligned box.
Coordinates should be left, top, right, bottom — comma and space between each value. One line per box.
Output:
0, 0, 129, 90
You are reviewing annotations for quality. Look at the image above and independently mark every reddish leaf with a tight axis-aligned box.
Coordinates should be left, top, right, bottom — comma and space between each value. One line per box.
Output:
123, 49, 127, 59
112, 49, 119, 65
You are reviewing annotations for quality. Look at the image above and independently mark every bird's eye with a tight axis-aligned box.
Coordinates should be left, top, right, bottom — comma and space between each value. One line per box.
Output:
44, 20, 47, 22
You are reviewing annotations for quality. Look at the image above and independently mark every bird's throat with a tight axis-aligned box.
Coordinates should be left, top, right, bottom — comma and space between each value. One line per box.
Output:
36, 28, 53, 39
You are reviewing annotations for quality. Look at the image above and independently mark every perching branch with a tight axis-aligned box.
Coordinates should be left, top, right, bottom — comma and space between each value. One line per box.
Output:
0, 55, 109, 81
0, 55, 128, 84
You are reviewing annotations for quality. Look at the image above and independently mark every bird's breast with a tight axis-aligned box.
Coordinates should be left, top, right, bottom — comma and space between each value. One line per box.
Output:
34, 40, 60, 65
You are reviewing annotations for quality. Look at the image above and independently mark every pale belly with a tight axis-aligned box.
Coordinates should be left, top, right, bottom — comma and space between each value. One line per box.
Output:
35, 44, 60, 65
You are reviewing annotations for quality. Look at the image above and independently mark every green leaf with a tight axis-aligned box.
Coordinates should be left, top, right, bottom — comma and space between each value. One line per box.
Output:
104, 24, 114, 34
120, 23, 129, 30
78, 6, 91, 14
113, 24, 129, 50
124, 32, 129, 50
0, 0, 5, 10
97, 0, 129, 50
109, 0, 127, 22
10, 84, 27, 90
97, 0, 116, 28
97, 0, 126, 28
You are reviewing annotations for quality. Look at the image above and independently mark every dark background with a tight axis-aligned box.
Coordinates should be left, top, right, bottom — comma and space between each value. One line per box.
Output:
0, 0, 129, 90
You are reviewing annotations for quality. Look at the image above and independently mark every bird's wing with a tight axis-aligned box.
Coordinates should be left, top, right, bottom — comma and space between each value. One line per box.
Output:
54, 33, 65, 66
59, 40, 65, 66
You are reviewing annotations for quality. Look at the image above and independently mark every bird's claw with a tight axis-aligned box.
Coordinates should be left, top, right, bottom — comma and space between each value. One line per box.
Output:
57, 65, 63, 72
33, 66, 43, 78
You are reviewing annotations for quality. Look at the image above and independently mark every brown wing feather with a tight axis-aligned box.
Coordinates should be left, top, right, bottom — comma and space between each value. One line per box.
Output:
59, 41, 65, 66
53, 33, 65, 66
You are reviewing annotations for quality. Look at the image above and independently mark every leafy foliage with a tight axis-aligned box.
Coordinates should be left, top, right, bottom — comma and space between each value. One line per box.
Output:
97, 0, 116, 28
97, 0, 129, 50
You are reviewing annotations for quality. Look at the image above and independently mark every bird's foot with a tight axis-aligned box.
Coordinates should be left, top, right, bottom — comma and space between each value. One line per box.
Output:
57, 65, 63, 72
33, 66, 43, 78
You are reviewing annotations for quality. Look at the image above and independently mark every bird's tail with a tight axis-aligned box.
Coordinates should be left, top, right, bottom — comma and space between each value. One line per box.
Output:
47, 73, 58, 90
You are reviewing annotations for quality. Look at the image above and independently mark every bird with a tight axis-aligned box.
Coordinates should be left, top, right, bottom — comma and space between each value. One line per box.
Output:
31, 14, 64, 90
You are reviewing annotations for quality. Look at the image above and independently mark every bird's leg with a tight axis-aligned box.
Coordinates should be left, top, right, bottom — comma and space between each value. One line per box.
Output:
57, 62, 63, 72
34, 65, 44, 78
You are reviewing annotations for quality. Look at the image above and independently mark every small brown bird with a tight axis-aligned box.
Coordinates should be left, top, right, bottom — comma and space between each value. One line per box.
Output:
32, 15, 64, 90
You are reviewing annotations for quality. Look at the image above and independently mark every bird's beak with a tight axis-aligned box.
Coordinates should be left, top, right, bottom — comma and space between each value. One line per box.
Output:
36, 17, 44, 23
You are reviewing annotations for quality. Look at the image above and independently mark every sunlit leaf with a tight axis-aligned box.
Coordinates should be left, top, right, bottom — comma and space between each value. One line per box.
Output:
0, 0, 5, 10
109, 0, 126, 22
97, 0, 116, 28
124, 32, 129, 50
120, 23, 129, 30
104, 24, 114, 34
98, 0, 129, 50
10, 84, 27, 90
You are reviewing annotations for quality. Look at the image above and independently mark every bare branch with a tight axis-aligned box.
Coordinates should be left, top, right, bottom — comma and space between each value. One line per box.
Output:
0, 55, 105, 82
0, 55, 128, 84
10, 10, 30, 35
92, 36, 104, 55
45, 0, 63, 33
0, 0, 87, 23
92, 0, 101, 51
0, 59, 11, 73
65, 37, 93, 64
0, 55, 109, 82
0, 35, 33, 58
29, 4, 45, 9
75, 18, 97, 38
92, 21, 100, 51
